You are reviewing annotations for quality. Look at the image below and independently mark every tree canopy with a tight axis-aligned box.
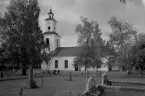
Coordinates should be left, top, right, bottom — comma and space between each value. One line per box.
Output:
0, 0, 49, 75
108, 16, 137, 70
74, 17, 104, 70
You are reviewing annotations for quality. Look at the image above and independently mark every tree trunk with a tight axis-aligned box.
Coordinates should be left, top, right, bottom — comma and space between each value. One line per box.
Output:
85, 66, 87, 71
140, 67, 143, 75
22, 66, 27, 75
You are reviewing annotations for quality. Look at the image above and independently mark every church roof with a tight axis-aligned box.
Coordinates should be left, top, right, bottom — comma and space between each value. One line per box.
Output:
45, 18, 57, 22
54, 47, 83, 57
43, 31, 60, 36
52, 46, 112, 57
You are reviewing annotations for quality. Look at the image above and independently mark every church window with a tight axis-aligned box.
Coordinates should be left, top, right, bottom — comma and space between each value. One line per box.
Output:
46, 38, 49, 45
56, 39, 59, 47
55, 60, 58, 68
48, 26, 51, 30
64, 60, 68, 68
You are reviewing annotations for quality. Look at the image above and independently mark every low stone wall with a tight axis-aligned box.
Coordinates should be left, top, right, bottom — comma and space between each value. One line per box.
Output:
110, 80, 145, 86
81, 73, 145, 96
100, 85, 145, 92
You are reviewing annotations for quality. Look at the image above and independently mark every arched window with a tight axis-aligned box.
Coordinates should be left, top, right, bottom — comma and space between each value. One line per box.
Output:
64, 60, 68, 68
55, 60, 58, 68
46, 38, 49, 45
48, 26, 51, 30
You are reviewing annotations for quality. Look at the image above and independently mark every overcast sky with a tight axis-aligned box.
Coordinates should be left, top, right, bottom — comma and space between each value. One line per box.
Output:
1, 0, 145, 46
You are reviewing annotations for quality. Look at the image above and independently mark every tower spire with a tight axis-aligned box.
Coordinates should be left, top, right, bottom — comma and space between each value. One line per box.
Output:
48, 6, 54, 18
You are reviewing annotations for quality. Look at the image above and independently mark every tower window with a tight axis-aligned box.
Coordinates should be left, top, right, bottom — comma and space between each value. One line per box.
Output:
48, 26, 51, 30
64, 60, 68, 68
55, 60, 58, 68
46, 38, 49, 45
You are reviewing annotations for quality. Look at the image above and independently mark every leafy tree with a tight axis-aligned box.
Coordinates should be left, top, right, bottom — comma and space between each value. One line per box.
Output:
0, 0, 48, 75
108, 16, 136, 70
129, 34, 145, 74
133, 49, 145, 74
74, 17, 103, 71
102, 40, 118, 71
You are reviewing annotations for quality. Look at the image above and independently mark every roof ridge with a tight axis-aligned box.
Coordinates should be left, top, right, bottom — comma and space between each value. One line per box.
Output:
60, 46, 80, 48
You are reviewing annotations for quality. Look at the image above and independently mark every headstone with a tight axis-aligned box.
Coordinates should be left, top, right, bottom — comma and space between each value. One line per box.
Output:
102, 73, 112, 85
126, 70, 129, 75
69, 72, 72, 81
26, 66, 38, 88
126, 70, 132, 75
85, 77, 93, 92
133, 67, 135, 72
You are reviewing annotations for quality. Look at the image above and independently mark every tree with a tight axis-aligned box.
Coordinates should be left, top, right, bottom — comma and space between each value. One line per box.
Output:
74, 17, 103, 70
129, 34, 145, 74
134, 49, 145, 74
108, 16, 136, 70
0, 0, 47, 75
101, 40, 118, 71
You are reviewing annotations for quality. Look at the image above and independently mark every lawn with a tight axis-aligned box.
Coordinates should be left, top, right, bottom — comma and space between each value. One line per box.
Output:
0, 75, 101, 96
0, 71, 145, 96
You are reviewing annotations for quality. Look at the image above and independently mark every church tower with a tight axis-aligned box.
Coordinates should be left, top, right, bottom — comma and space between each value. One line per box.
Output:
44, 8, 61, 52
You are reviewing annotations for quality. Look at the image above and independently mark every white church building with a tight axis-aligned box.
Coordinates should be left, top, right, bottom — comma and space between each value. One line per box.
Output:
41, 9, 118, 72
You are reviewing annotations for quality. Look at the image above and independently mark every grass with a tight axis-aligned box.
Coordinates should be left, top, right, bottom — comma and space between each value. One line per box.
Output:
0, 76, 88, 96
0, 70, 145, 96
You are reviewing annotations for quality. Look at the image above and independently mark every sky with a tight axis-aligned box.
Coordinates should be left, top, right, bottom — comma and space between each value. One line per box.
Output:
0, 0, 145, 47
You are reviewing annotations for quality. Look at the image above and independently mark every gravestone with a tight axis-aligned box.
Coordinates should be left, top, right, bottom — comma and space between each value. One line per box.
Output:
84, 77, 92, 93
69, 72, 72, 81
102, 73, 112, 85
84, 77, 95, 92
126, 70, 132, 75
133, 67, 135, 72
102, 73, 107, 85
26, 66, 38, 88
